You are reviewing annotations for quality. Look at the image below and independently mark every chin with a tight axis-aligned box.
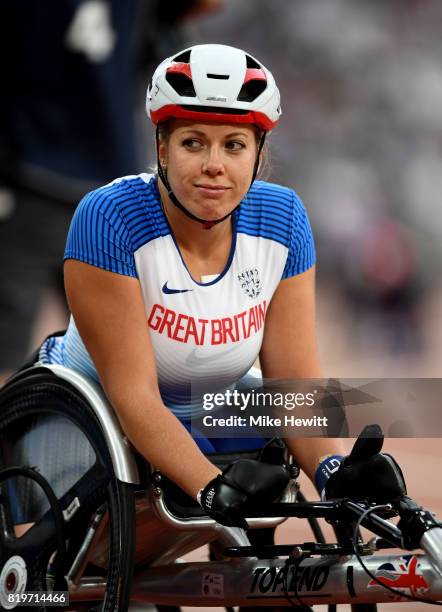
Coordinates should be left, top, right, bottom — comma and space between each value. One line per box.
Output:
201, 204, 233, 220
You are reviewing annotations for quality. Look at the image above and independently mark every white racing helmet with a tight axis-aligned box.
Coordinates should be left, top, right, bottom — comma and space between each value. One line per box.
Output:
146, 44, 281, 132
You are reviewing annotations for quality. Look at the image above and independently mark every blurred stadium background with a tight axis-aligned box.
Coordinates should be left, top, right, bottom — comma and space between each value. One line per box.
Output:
1, 1, 441, 610
152, 0, 442, 380
11, 0, 441, 379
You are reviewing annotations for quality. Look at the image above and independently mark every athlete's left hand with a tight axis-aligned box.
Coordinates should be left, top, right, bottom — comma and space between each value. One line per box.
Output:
324, 424, 407, 503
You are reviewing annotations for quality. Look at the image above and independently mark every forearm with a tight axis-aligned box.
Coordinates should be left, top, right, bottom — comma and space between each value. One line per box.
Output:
284, 437, 345, 487
109, 390, 220, 499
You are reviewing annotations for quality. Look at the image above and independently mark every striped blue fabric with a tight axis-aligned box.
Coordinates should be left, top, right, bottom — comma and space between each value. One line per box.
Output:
64, 176, 170, 276
64, 175, 315, 280
39, 335, 64, 365
39, 320, 99, 382
236, 181, 316, 279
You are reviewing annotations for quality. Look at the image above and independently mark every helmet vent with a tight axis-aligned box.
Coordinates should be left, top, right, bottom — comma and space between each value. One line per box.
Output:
173, 50, 191, 63
181, 104, 249, 116
246, 55, 261, 69
238, 79, 267, 102
166, 72, 196, 97
207, 73, 229, 80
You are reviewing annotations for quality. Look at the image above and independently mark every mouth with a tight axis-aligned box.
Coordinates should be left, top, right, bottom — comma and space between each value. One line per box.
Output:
194, 184, 231, 198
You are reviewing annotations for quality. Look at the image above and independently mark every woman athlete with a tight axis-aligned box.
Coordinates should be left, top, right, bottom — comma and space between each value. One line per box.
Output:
38, 44, 405, 527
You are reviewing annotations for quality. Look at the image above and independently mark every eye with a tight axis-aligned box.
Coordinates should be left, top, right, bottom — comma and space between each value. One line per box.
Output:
182, 138, 202, 150
225, 140, 246, 151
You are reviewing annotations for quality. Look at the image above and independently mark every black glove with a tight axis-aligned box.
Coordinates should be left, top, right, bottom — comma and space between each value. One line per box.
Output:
325, 424, 407, 503
199, 459, 291, 529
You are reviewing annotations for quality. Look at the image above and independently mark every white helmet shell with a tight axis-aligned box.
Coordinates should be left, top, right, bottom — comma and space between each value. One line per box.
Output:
146, 44, 281, 131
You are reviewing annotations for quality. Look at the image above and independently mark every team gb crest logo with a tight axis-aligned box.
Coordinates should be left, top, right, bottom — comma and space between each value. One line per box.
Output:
238, 268, 262, 299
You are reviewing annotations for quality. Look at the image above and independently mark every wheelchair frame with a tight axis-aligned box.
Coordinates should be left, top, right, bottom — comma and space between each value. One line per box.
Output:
2, 364, 442, 610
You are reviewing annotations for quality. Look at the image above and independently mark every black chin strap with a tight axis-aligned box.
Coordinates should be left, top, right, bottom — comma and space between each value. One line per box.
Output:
155, 126, 266, 230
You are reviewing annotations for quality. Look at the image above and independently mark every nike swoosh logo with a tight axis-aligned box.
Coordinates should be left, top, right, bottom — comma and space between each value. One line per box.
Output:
162, 281, 193, 295
185, 345, 238, 366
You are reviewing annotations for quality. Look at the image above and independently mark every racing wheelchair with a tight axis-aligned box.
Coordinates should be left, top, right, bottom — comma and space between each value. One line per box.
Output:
1, 363, 442, 611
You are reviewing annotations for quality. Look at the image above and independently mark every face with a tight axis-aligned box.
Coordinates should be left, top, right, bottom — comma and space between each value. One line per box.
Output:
159, 120, 259, 222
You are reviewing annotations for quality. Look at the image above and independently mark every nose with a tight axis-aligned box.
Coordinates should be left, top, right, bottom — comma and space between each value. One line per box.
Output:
202, 145, 225, 176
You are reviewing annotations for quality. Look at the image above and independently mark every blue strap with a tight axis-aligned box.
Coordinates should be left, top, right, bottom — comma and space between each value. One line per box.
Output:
314, 455, 343, 497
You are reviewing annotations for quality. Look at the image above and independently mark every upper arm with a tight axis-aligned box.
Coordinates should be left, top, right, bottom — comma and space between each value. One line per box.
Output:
259, 266, 321, 378
259, 188, 320, 378
64, 261, 161, 406
62, 186, 160, 402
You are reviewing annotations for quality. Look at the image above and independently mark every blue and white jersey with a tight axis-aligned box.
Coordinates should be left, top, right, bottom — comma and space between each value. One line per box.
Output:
40, 174, 315, 418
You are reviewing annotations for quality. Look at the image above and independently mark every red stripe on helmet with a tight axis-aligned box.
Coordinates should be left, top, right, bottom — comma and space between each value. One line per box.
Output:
243, 68, 266, 84
150, 104, 277, 131
166, 63, 192, 79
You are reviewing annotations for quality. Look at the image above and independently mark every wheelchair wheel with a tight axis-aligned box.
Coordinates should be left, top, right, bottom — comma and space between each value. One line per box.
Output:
0, 369, 136, 611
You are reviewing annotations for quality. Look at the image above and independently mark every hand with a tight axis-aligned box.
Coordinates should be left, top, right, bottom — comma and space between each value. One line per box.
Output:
199, 459, 291, 528
325, 424, 407, 503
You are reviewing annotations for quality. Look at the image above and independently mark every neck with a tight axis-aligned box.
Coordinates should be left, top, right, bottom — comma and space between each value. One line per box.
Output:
157, 178, 232, 256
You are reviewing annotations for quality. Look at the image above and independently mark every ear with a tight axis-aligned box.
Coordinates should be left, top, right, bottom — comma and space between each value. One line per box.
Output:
158, 140, 168, 166
256, 146, 266, 178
